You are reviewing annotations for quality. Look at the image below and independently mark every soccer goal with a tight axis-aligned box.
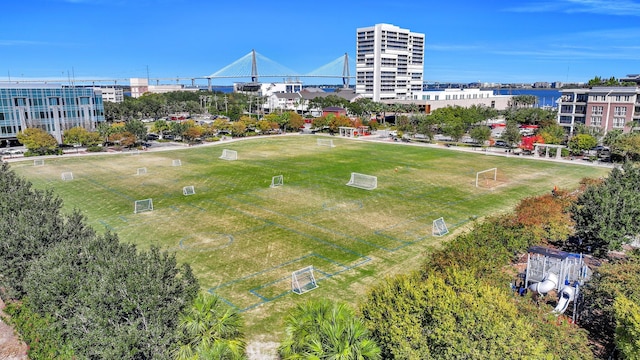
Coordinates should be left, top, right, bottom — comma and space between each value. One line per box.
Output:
292, 266, 319, 295
61, 172, 73, 181
33, 159, 44, 166
172, 159, 182, 167
136, 167, 147, 175
183, 185, 195, 196
270, 175, 284, 188
432, 217, 449, 237
346, 172, 377, 190
475, 167, 497, 187
219, 149, 237, 161
134, 198, 153, 214
317, 138, 335, 148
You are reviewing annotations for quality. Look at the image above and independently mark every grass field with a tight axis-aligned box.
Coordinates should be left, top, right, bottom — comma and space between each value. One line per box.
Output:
11, 135, 611, 342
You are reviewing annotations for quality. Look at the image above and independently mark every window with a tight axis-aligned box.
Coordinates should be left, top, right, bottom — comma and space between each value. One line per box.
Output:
590, 116, 602, 126
614, 106, 627, 116
592, 106, 603, 115
49, 97, 59, 106
0, 112, 4, 120
613, 118, 626, 128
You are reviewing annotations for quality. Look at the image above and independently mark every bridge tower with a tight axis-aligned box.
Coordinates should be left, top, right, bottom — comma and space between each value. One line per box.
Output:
342, 53, 350, 88
251, 49, 259, 83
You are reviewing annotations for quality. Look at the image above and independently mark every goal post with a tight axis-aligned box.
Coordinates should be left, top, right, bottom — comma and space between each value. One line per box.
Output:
183, 185, 195, 196
136, 167, 148, 175
292, 266, 319, 295
346, 172, 377, 190
432, 217, 449, 237
270, 175, 284, 188
61, 172, 73, 181
33, 159, 44, 166
219, 149, 238, 161
317, 138, 335, 148
172, 159, 182, 166
475, 168, 497, 187
134, 198, 153, 214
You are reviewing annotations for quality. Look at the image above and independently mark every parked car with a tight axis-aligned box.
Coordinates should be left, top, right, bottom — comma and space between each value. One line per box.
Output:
6, 148, 23, 155
146, 133, 159, 141
494, 140, 508, 147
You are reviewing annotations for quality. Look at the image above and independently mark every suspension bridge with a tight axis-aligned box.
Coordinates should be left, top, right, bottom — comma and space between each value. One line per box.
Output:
205, 49, 353, 85
3, 50, 354, 89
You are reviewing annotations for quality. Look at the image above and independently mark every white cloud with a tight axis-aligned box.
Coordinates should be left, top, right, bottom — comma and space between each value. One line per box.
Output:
506, 0, 640, 16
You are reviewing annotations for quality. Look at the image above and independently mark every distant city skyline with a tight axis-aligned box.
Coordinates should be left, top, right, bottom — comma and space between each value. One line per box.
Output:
2, 0, 640, 85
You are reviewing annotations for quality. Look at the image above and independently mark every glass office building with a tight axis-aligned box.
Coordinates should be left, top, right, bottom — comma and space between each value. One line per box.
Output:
0, 83, 105, 144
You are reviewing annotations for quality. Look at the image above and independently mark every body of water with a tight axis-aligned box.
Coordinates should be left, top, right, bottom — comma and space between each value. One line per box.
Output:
496, 88, 561, 108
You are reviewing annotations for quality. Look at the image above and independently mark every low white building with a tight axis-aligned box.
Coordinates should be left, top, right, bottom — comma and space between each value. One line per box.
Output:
129, 78, 197, 98
93, 86, 124, 103
383, 88, 513, 112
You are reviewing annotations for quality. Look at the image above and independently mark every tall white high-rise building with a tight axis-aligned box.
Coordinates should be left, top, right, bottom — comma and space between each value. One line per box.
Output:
356, 23, 425, 101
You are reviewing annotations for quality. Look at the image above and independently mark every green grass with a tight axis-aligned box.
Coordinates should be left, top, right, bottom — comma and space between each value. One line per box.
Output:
12, 136, 610, 341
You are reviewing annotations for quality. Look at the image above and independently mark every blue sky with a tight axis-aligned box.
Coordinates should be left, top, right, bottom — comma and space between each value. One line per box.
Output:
2, 0, 640, 85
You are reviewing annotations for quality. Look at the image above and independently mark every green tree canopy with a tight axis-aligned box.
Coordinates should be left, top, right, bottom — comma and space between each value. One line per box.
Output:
175, 292, 246, 360
23, 231, 199, 359
17, 128, 58, 155
279, 298, 380, 359
361, 268, 591, 359
568, 133, 598, 155
571, 162, 640, 254
0, 162, 94, 299
63, 126, 101, 146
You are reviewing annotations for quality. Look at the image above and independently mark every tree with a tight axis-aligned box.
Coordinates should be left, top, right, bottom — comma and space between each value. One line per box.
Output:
581, 253, 640, 356
414, 114, 437, 141
17, 128, 58, 155
63, 126, 101, 146
614, 294, 640, 359
501, 121, 522, 149
108, 131, 136, 148
175, 292, 246, 360
513, 192, 574, 245
361, 269, 591, 359
469, 125, 491, 146
279, 299, 380, 360
152, 119, 171, 138
124, 118, 148, 142
612, 133, 640, 161
571, 162, 640, 254
0, 162, 94, 299
23, 232, 199, 359
538, 123, 566, 144
568, 133, 597, 155
509, 94, 537, 108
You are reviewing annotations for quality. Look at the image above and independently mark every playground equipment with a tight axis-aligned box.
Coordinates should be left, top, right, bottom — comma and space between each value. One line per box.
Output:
524, 246, 591, 320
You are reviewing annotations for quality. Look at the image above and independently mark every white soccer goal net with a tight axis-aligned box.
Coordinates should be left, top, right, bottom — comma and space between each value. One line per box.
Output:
219, 149, 238, 161
475, 168, 497, 187
317, 138, 335, 147
33, 159, 44, 166
61, 172, 73, 181
183, 185, 195, 196
346, 172, 377, 190
292, 266, 319, 295
270, 175, 284, 188
432, 217, 449, 237
136, 167, 147, 175
172, 159, 182, 167
134, 198, 153, 214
